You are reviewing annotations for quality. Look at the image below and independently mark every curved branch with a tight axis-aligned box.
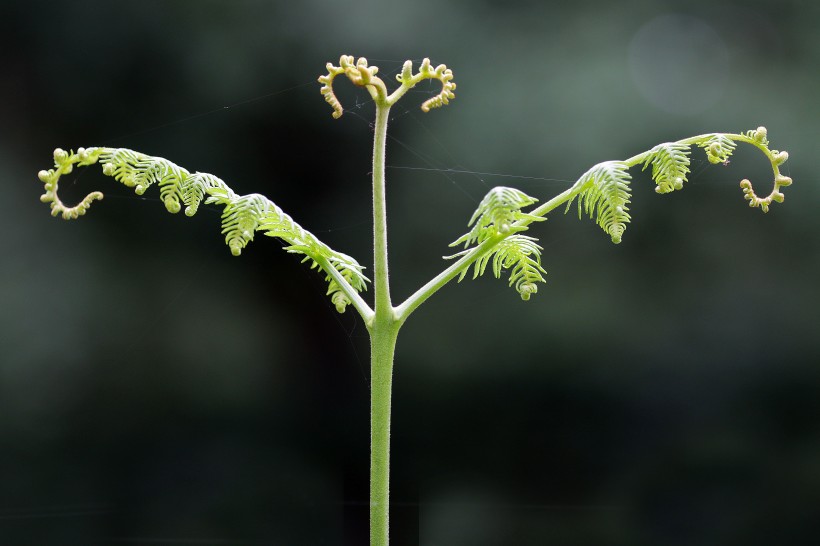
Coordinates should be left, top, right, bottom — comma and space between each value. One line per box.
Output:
38, 146, 371, 316
399, 127, 791, 317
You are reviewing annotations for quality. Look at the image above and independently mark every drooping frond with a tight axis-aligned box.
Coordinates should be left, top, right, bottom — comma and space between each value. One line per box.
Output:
450, 186, 544, 248
38, 147, 368, 313
566, 161, 632, 244
642, 142, 691, 194
449, 234, 547, 301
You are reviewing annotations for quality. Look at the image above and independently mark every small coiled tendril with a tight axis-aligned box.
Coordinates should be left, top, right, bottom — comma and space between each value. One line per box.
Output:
318, 55, 456, 117
38, 147, 368, 312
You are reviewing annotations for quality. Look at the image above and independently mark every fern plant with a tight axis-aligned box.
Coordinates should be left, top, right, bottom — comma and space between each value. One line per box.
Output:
37, 55, 792, 546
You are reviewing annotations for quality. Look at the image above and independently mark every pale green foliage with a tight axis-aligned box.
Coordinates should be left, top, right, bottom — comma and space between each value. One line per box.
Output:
568, 161, 633, 244
447, 126, 791, 300
456, 234, 547, 301
447, 187, 547, 300
451, 186, 544, 247
642, 142, 691, 194
39, 146, 368, 313
699, 133, 738, 164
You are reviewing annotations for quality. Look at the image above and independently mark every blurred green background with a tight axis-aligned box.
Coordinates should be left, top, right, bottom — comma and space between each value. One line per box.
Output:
2, 0, 819, 544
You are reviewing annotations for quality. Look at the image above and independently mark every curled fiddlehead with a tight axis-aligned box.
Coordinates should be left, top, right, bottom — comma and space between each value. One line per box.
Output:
318, 55, 457, 117
38, 147, 369, 313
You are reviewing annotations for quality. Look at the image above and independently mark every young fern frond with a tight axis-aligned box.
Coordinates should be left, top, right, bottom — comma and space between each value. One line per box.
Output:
642, 142, 691, 194
445, 187, 547, 299
38, 147, 369, 313
567, 161, 632, 244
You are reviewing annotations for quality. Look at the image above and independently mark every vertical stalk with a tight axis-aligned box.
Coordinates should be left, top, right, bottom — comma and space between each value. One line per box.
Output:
370, 100, 399, 546
372, 102, 392, 313
369, 321, 399, 546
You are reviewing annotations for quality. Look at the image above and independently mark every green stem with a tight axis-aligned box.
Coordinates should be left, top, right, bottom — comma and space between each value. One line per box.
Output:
369, 100, 401, 546
369, 320, 399, 546
372, 103, 392, 314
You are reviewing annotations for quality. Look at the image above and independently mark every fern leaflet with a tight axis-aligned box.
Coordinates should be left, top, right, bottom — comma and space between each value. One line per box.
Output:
642, 142, 691, 194
449, 234, 547, 300
566, 161, 632, 244
698, 134, 737, 164
450, 186, 544, 248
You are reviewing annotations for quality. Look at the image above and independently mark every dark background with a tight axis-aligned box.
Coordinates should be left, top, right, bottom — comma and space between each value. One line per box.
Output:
2, 0, 819, 544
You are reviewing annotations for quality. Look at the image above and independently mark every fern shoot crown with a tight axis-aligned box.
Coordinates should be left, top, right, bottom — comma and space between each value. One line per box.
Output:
38, 56, 790, 309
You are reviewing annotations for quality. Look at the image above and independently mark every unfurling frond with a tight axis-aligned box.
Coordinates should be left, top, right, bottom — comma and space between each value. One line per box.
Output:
450, 186, 544, 249
567, 161, 632, 244
642, 142, 691, 194
39, 147, 368, 313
